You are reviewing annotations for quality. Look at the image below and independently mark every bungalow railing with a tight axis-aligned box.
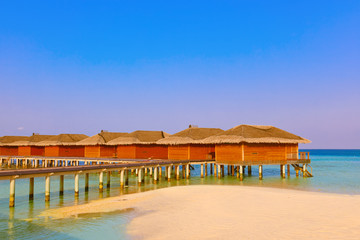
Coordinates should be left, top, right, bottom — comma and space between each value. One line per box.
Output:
287, 152, 310, 160
299, 152, 310, 160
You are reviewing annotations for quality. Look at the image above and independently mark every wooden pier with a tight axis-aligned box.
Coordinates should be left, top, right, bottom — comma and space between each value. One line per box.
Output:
0, 154, 311, 208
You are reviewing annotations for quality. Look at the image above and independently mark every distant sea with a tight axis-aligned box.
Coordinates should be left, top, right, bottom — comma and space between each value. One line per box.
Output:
0, 149, 359, 239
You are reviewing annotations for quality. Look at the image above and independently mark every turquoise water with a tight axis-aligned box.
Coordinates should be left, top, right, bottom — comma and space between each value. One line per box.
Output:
0, 149, 359, 239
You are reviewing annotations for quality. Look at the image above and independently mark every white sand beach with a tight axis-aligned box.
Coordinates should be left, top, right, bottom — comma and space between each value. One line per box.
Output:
41, 186, 360, 240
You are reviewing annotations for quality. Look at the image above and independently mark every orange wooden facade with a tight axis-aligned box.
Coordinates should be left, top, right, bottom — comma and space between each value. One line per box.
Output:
44, 146, 85, 157
18, 146, 31, 156
168, 144, 215, 160
30, 146, 45, 156
115, 145, 168, 159
135, 145, 168, 159
215, 143, 299, 164
84, 146, 116, 158
0, 146, 18, 156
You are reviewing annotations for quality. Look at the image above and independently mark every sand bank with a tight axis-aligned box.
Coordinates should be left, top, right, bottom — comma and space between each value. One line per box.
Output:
41, 186, 360, 239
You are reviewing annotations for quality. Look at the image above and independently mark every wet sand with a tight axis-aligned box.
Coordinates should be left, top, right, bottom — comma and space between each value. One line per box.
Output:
40, 185, 360, 239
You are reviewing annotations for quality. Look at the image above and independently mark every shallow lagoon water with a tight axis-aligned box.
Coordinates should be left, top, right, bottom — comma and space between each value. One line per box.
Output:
0, 149, 359, 239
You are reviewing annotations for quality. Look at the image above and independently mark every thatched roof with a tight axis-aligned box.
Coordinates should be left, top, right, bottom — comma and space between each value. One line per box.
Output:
76, 131, 129, 146
0, 136, 30, 146
35, 134, 89, 146
107, 130, 169, 145
2, 134, 54, 146
157, 127, 224, 145
202, 125, 311, 144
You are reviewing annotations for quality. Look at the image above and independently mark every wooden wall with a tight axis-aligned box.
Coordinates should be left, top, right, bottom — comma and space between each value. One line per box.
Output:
0, 146, 18, 156
215, 144, 243, 164
168, 145, 189, 160
135, 145, 168, 159
45, 146, 59, 157
85, 146, 100, 158
31, 146, 45, 156
116, 145, 136, 159
215, 143, 298, 164
189, 145, 215, 160
18, 146, 31, 156
100, 146, 116, 158
59, 146, 85, 157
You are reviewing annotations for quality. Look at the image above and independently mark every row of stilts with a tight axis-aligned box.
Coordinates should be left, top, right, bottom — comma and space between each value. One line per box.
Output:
7, 162, 307, 207
1, 157, 120, 168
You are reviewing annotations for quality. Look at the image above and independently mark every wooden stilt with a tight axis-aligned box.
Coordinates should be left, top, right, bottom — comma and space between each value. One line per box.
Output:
218, 165, 221, 179
227, 165, 230, 175
85, 173, 89, 191
138, 168, 142, 185
182, 165, 185, 178
74, 173, 79, 196
107, 171, 111, 188
125, 170, 129, 186
259, 165, 263, 180
45, 176, 50, 202
186, 164, 190, 179
239, 165, 243, 181
205, 163, 208, 176
9, 178, 15, 207
99, 172, 104, 191
167, 166, 171, 182
282, 165, 286, 178
149, 167, 153, 177
176, 165, 180, 180
201, 164, 204, 178
210, 163, 213, 175
29, 178, 34, 200
221, 165, 225, 177
154, 166, 158, 182
120, 169, 125, 188
59, 175, 64, 195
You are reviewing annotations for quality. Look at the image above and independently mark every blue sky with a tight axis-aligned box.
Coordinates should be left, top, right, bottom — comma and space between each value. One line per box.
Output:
0, 1, 359, 148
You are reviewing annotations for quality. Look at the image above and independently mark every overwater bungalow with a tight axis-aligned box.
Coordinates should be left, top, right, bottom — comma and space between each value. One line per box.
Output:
202, 125, 311, 165
107, 130, 169, 159
76, 131, 128, 158
5, 134, 54, 156
35, 134, 88, 157
157, 126, 224, 160
0, 136, 29, 156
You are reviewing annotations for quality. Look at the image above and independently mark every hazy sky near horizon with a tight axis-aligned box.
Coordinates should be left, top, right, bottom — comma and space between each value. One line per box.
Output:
0, 1, 359, 148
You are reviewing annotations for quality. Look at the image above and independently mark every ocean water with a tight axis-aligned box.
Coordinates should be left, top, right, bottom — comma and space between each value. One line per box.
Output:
0, 149, 359, 239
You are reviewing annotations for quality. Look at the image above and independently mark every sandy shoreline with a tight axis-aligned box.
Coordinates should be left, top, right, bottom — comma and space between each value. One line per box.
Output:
40, 186, 360, 239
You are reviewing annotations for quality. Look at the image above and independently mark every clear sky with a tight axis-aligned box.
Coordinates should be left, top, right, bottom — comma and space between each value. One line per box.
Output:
0, 1, 359, 148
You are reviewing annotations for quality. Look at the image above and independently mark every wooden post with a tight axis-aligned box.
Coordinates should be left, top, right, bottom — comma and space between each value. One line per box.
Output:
218, 165, 221, 179
107, 171, 111, 188
303, 164, 306, 177
259, 165, 263, 180
59, 175, 64, 195
221, 165, 225, 177
231, 165, 235, 176
287, 164, 290, 177
282, 165, 286, 178
29, 178, 34, 200
120, 169, 125, 188
182, 165, 185, 178
227, 165, 230, 175
45, 176, 50, 202
176, 165, 180, 180
239, 166, 243, 181
167, 165, 171, 182
165, 166, 168, 178
186, 164, 190, 179
125, 170, 129, 186
141, 168, 145, 183
149, 167, 153, 177
74, 173, 79, 197
145, 167, 148, 176
99, 172, 104, 191
159, 167, 162, 177
154, 166, 158, 182
9, 179, 15, 207
296, 169, 299, 177
205, 163, 208, 176
201, 164, 204, 178
210, 163, 213, 175
138, 168, 142, 185
85, 173, 89, 192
